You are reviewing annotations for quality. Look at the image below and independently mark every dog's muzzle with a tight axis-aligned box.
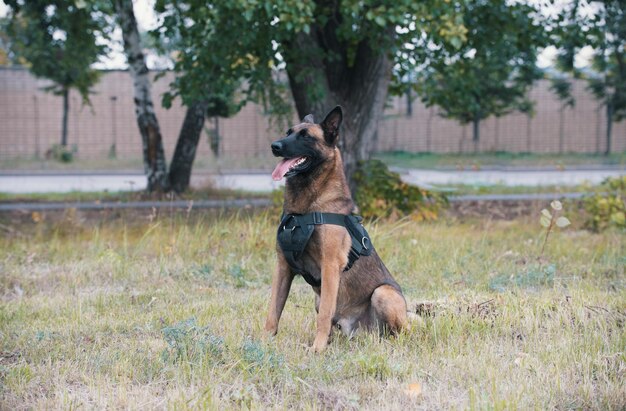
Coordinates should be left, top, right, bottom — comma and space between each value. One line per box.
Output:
271, 141, 284, 156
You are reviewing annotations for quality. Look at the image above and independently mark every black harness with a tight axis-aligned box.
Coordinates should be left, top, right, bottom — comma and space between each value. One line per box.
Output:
277, 211, 373, 287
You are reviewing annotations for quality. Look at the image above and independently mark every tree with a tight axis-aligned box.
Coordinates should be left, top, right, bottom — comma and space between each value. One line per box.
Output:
151, 0, 467, 193
168, 97, 237, 192
113, 0, 169, 191
113, 0, 242, 192
414, 0, 547, 149
553, 0, 626, 156
5, 0, 106, 148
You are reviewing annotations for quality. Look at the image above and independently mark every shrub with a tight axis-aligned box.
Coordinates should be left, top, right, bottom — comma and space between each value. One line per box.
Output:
583, 176, 625, 232
47, 144, 76, 163
271, 160, 447, 220
353, 159, 447, 220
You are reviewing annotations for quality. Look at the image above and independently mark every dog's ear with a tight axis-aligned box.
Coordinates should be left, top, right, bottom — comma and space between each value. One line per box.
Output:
320, 106, 343, 146
303, 114, 315, 123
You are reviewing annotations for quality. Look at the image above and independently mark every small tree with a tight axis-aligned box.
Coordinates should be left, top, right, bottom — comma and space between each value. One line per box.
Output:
551, 0, 626, 156
415, 0, 547, 150
5, 0, 106, 148
587, 1, 626, 155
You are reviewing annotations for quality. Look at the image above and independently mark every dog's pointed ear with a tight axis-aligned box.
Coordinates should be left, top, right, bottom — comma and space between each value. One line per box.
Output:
303, 114, 315, 123
320, 106, 343, 146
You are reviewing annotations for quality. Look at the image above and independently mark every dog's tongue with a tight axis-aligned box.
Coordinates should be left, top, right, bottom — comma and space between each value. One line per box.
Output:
272, 158, 301, 181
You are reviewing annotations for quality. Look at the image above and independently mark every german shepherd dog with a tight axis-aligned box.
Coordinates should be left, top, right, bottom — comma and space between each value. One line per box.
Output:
265, 106, 407, 353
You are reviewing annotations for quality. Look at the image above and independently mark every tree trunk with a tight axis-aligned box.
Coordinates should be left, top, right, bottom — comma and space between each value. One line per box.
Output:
605, 102, 613, 156
114, 0, 168, 192
284, 28, 393, 196
169, 101, 208, 193
559, 106, 565, 154
61, 87, 69, 147
472, 117, 480, 152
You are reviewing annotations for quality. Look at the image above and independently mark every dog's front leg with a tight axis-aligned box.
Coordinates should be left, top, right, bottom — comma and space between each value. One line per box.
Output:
311, 260, 342, 353
265, 253, 294, 336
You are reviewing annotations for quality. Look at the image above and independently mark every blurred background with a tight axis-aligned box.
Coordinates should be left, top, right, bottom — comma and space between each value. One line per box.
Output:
0, 0, 624, 197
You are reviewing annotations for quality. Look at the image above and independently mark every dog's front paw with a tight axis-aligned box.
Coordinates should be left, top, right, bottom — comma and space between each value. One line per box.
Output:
310, 336, 328, 353
264, 320, 278, 336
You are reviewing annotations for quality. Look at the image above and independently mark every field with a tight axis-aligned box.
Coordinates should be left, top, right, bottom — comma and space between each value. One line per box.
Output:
0, 207, 624, 410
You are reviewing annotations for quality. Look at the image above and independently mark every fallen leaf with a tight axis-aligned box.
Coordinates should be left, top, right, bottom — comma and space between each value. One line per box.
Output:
404, 382, 423, 399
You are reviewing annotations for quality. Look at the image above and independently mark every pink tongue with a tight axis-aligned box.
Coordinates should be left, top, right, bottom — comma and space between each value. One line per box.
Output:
272, 157, 302, 181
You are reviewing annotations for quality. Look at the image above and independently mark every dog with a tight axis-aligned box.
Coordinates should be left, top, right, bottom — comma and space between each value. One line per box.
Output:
264, 106, 408, 353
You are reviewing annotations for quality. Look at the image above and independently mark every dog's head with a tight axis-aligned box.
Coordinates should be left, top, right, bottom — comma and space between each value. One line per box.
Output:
271, 106, 343, 181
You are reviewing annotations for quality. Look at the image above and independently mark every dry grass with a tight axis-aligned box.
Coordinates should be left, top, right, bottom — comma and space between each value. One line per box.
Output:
0, 208, 624, 410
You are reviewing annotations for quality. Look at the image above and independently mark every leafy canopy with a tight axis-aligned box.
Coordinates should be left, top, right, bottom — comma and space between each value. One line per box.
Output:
151, 0, 468, 125
415, 0, 548, 125
551, 0, 626, 121
5, 0, 108, 101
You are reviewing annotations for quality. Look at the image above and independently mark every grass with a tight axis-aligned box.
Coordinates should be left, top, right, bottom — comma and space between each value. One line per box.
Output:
0, 187, 270, 204
0, 209, 624, 409
3, 151, 625, 173
429, 183, 598, 196
376, 151, 626, 170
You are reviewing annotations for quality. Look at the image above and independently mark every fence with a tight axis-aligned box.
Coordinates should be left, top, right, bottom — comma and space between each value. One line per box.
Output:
0, 67, 624, 164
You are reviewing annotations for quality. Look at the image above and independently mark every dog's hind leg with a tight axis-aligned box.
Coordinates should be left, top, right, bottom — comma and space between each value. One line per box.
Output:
371, 285, 408, 335
265, 254, 294, 336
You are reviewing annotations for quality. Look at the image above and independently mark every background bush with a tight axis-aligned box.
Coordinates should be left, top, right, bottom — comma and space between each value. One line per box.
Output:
354, 159, 447, 220
583, 176, 625, 231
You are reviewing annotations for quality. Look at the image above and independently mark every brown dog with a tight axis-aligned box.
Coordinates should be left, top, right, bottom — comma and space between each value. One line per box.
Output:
265, 106, 407, 352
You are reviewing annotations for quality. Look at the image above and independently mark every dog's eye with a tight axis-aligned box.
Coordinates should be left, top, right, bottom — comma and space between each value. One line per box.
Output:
285, 128, 293, 136
299, 130, 307, 138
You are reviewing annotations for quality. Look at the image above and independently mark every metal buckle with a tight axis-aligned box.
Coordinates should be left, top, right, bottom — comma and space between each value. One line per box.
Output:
361, 237, 369, 250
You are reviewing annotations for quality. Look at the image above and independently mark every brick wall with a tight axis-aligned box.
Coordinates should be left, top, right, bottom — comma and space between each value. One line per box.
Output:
0, 68, 623, 162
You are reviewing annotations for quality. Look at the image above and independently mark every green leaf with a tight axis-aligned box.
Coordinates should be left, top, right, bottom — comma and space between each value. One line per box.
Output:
541, 209, 552, 218
555, 216, 571, 228
449, 37, 463, 49
550, 201, 562, 211
540, 215, 551, 228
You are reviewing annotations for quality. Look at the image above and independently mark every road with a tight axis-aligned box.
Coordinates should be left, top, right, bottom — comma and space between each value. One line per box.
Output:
0, 167, 623, 194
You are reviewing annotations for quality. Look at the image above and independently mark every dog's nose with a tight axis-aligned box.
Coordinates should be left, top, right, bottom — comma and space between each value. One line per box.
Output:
271, 141, 283, 154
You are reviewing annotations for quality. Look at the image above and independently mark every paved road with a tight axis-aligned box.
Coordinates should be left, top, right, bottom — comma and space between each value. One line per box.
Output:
0, 167, 623, 194
0, 172, 282, 193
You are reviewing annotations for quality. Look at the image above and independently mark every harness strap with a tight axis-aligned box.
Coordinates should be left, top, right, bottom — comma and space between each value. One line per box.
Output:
277, 212, 373, 287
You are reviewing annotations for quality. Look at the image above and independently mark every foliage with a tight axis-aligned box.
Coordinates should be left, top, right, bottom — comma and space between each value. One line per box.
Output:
5, 0, 109, 147
550, 0, 626, 152
4, 0, 108, 104
583, 176, 626, 232
539, 200, 571, 257
414, 0, 548, 141
489, 264, 556, 292
150, 1, 468, 132
47, 143, 76, 163
353, 159, 447, 220
161, 318, 224, 364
